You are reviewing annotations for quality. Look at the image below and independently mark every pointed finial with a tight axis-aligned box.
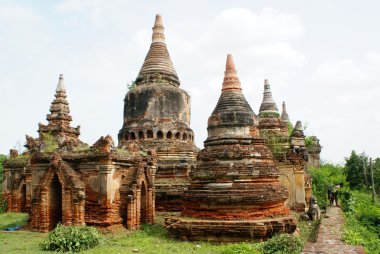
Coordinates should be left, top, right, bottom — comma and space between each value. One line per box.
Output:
222, 54, 241, 92
281, 101, 290, 122
56, 74, 66, 92
226, 54, 236, 71
152, 14, 165, 43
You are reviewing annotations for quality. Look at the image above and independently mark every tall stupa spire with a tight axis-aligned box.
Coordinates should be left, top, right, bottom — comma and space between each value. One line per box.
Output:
152, 14, 165, 43
38, 74, 80, 143
136, 14, 179, 86
281, 101, 290, 122
259, 79, 279, 115
222, 54, 242, 92
48, 74, 71, 126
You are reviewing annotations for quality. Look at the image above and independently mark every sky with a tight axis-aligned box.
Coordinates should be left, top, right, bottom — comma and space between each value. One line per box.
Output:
1, 0, 380, 164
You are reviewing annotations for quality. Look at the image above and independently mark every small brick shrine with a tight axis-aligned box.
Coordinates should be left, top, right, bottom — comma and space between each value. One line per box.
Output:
2, 75, 156, 232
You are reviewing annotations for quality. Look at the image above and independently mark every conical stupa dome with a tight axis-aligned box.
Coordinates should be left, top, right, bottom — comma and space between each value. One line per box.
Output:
207, 54, 255, 143
259, 79, 279, 115
136, 14, 179, 87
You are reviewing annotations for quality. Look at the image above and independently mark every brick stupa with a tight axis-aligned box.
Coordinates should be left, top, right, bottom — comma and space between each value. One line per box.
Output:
257, 81, 310, 211
166, 55, 296, 242
118, 14, 198, 211
258, 80, 289, 142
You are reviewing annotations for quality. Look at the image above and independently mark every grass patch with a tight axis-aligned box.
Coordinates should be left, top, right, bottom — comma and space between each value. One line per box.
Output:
0, 212, 29, 230
297, 220, 320, 244
0, 213, 312, 254
0, 230, 51, 254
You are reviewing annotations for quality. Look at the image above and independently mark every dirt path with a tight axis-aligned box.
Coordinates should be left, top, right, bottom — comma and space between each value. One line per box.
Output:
302, 206, 366, 254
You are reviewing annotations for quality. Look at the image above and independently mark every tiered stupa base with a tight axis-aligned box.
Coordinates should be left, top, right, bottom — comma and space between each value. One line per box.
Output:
165, 216, 296, 242
155, 181, 190, 211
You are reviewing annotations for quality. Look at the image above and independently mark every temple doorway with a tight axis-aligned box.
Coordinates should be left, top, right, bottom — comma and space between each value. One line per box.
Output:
48, 174, 62, 230
140, 181, 148, 224
20, 184, 26, 212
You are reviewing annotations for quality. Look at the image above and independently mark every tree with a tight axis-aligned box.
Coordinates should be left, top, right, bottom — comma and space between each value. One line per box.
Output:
374, 158, 380, 194
345, 150, 368, 189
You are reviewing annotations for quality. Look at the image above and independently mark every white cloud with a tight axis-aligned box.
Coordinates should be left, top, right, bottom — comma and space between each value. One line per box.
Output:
308, 53, 380, 163
164, 8, 306, 148
0, 4, 41, 23
56, 0, 133, 29
0, 5, 306, 156
208, 7, 304, 46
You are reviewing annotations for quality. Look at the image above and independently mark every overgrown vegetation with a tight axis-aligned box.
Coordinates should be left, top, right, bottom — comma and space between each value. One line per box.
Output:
297, 220, 320, 244
308, 163, 347, 209
40, 224, 104, 252
304, 136, 316, 148
340, 190, 380, 253
258, 112, 280, 118
115, 148, 131, 156
127, 80, 136, 90
287, 122, 294, 136
260, 130, 288, 155
154, 72, 164, 84
261, 234, 303, 254
72, 144, 91, 152
40, 132, 58, 152
309, 154, 380, 253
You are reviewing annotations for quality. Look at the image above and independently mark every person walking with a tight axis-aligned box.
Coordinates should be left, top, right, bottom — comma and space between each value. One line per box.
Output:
332, 184, 341, 206
328, 184, 334, 205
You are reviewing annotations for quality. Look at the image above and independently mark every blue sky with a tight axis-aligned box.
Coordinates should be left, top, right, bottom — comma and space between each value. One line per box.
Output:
1, 0, 380, 163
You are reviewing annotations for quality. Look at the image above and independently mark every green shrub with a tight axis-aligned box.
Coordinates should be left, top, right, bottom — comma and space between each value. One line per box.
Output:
341, 190, 380, 237
305, 136, 315, 148
262, 234, 302, 254
41, 224, 104, 252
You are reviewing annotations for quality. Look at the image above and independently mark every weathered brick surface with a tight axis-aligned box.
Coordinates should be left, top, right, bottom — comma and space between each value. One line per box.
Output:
302, 206, 366, 254
117, 15, 197, 212
3, 75, 157, 232
166, 54, 296, 242
257, 80, 311, 212
166, 216, 296, 242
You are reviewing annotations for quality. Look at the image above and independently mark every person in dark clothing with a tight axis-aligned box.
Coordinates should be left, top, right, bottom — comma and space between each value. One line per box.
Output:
332, 184, 341, 206
328, 185, 334, 205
